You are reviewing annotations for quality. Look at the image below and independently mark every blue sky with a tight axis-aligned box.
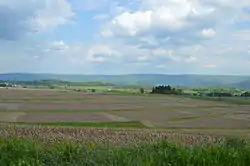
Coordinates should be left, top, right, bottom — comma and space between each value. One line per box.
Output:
0, 0, 250, 75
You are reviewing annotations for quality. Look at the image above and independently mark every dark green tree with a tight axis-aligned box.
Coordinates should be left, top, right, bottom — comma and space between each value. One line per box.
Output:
139, 88, 145, 94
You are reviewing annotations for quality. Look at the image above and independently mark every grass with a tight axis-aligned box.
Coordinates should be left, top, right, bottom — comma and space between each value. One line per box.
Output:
110, 106, 227, 112
0, 109, 132, 113
0, 109, 105, 113
189, 96, 250, 105
4, 121, 147, 128
169, 113, 227, 122
0, 137, 249, 166
162, 126, 250, 130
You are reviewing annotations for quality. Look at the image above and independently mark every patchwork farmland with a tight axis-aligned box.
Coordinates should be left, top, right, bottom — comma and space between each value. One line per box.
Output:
1, 87, 250, 165
0, 87, 250, 140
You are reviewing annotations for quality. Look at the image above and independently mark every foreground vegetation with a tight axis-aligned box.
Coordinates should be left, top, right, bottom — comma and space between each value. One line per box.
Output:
0, 137, 249, 166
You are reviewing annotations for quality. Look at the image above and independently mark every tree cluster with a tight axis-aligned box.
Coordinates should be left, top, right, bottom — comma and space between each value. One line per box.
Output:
0, 83, 12, 87
206, 92, 233, 97
151, 85, 182, 95
0, 83, 7, 87
241, 92, 250, 97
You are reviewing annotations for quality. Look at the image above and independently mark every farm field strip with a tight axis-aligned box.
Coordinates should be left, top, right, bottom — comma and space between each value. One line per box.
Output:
189, 96, 250, 105
0, 121, 147, 128
168, 113, 228, 121
0, 123, 226, 147
12, 112, 129, 123
10, 122, 249, 136
0, 108, 230, 114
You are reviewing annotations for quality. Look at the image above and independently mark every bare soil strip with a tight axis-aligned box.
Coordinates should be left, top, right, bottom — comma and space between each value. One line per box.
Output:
0, 113, 26, 122
99, 113, 129, 122
16, 112, 114, 123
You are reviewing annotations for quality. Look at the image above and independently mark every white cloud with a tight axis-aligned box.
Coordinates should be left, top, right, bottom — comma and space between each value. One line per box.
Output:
100, 29, 113, 37
232, 30, 250, 41
156, 64, 167, 68
103, 0, 216, 38
86, 45, 122, 62
203, 64, 217, 68
33, 55, 40, 59
47, 40, 69, 52
93, 14, 109, 20
30, 0, 74, 32
152, 49, 169, 55
1, 0, 250, 74
201, 28, 216, 37
137, 55, 149, 61
101, 0, 250, 49
0, 0, 74, 40
110, 11, 152, 37
185, 56, 197, 63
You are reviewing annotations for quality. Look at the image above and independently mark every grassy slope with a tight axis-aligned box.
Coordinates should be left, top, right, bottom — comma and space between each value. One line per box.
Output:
0, 138, 249, 166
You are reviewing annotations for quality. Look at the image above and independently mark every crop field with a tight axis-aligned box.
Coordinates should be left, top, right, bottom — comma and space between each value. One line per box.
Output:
1, 88, 250, 129
1, 87, 250, 165
1, 87, 250, 138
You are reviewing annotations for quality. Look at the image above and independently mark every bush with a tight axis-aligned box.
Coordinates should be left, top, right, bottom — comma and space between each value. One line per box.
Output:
49, 86, 55, 89
139, 88, 145, 94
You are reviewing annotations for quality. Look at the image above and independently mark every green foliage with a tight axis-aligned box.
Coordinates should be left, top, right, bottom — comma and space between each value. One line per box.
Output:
139, 88, 145, 94
241, 92, 250, 97
0, 138, 250, 166
49, 85, 55, 89
206, 92, 233, 97
0, 83, 7, 87
223, 137, 247, 149
151, 85, 182, 95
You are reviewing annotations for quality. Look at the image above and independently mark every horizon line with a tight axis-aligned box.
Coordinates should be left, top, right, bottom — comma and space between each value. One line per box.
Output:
0, 72, 250, 76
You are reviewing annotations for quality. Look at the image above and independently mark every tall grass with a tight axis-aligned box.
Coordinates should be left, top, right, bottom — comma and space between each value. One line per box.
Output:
0, 137, 249, 166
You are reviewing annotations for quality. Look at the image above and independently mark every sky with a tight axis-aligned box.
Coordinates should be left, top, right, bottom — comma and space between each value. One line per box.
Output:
0, 0, 250, 75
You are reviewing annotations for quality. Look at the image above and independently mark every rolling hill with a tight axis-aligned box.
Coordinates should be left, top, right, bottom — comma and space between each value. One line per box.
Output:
0, 73, 250, 88
231, 79, 250, 90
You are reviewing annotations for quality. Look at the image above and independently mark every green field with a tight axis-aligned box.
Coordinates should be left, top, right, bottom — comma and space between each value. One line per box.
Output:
0, 137, 249, 166
4, 121, 147, 128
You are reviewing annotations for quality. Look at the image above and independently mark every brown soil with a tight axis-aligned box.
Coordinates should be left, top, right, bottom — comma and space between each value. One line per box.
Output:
16, 112, 117, 123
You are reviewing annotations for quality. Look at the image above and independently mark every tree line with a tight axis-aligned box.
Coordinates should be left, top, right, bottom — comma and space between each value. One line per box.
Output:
147, 85, 250, 97
150, 85, 182, 95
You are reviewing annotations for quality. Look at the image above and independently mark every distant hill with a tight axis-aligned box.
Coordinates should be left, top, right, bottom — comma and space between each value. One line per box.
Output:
0, 73, 249, 88
231, 79, 250, 90
0, 79, 115, 87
